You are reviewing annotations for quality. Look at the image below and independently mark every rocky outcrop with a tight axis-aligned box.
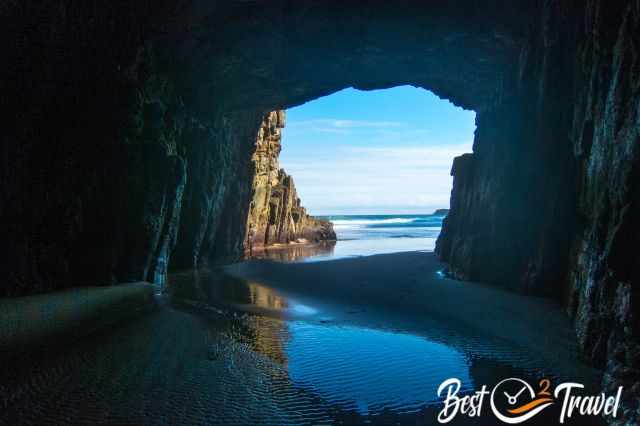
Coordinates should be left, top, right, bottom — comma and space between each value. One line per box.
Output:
245, 111, 335, 249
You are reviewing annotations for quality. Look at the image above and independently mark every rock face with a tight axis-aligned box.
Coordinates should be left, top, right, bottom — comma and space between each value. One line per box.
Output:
245, 111, 335, 249
435, 1, 640, 420
3, 1, 640, 421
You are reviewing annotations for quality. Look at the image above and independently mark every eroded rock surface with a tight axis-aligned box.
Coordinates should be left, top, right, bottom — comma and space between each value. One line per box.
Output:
436, 2, 640, 421
245, 111, 335, 249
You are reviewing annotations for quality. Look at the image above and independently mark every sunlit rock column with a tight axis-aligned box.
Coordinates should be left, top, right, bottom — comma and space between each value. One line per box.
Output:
245, 111, 335, 250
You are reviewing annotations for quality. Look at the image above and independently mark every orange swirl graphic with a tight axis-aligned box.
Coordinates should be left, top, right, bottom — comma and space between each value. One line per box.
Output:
507, 397, 554, 415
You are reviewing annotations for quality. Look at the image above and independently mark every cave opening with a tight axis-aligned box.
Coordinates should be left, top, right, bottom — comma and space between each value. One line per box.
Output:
250, 85, 476, 261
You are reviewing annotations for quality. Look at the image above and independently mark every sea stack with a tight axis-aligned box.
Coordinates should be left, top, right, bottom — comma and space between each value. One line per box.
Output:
433, 209, 449, 216
245, 111, 335, 249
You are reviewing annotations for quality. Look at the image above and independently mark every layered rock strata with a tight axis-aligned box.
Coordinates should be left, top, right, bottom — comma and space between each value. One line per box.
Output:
245, 111, 335, 250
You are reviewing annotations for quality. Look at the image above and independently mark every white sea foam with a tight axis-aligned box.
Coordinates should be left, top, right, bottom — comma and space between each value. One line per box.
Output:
323, 214, 445, 257
331, 218, 417, 226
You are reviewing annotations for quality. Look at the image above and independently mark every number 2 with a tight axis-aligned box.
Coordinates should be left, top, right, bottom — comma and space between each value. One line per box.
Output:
538, 379, 551, 396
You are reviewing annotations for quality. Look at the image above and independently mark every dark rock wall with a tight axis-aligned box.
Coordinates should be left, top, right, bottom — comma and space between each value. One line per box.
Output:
436, 0, 585, 298
245, 111, 336, 249
169, 110, 264, 269
436, 0, 640, 419
436, 95, 577, 299
1, 1, 265, 295
568, 2, 640, 417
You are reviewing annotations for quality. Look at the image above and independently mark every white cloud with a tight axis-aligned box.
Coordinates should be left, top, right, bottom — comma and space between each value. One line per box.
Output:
282, 142, 472, 215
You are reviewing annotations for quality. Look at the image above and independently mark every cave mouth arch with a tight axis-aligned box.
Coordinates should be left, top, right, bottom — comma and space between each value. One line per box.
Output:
190, 0, 527, 116
245, 85, 475, 260
5, 0, 531, 296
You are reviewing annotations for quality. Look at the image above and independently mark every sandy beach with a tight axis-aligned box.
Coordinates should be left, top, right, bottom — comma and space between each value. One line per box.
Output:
0, 282, 155, 353
224, 252, 598, 380
1, 252, 604, 425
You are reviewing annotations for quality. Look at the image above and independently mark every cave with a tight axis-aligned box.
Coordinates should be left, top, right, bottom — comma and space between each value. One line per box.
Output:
3, 0, 640, 423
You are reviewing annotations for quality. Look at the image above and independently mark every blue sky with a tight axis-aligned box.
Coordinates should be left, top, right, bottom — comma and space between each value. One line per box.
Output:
280, 86, 476, 215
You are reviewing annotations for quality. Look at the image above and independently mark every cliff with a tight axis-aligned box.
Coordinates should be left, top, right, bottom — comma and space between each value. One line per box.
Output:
245, 111, 335, 249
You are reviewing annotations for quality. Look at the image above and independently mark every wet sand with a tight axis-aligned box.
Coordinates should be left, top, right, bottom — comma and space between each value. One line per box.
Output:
224, 252, 598, 380
0, 282, 155, 352
1, 252, 605, 425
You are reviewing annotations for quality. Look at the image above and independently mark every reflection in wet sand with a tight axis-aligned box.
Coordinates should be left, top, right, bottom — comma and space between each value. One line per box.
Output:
2, 264, 605, 425
169, 270, 295, 366
170, 269, 308, 316
170, 270, 475, 416
248, 240, 336, 262
248, 282, 288, 310
165, 269, 604, 425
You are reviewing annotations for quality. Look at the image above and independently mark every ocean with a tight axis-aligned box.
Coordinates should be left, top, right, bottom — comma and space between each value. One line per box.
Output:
249, 213, 448, 262
316, 213, 446, 259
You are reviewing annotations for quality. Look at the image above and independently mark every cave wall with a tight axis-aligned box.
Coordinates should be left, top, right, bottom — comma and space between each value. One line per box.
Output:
567, 1, 640, 414
245, 111, 335, 249
168, 110, 263, 270
436, 0, 640, 418
1, 1, 266, 295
